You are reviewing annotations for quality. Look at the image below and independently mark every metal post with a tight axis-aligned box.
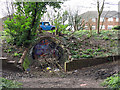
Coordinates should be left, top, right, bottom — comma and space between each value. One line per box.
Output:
0, 18, 2, 77
118, 1, 120, 55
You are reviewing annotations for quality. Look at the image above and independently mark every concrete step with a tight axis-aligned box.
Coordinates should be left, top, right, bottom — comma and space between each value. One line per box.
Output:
0, 57, 16, 64
0, 57, 7, 60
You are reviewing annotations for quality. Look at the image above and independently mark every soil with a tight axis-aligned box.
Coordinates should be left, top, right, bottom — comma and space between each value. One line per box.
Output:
2, 60, 120, 88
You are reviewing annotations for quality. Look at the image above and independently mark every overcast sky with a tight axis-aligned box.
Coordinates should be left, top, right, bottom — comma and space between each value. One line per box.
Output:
0, 0, 119, 18
62, 0, 119, 14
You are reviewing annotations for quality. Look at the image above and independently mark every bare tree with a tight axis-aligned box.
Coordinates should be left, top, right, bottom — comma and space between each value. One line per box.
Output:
68, 9, 84, 31
97, 0, 105, 34
62, 10, 68, 25
100, 10, 109, 30
87, 19, 93, 36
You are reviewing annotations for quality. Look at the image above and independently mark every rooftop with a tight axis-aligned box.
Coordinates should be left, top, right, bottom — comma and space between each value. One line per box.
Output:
80, 11, 120, 20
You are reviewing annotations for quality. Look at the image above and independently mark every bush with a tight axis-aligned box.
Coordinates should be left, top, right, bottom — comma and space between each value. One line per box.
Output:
101, 74, 120, 89
112, 26, 120, 30
0, 77, 22, 89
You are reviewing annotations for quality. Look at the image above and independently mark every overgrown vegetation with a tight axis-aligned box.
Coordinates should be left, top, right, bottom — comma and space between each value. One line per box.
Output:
2, 29, 118, 61
0, 77, 22, 89
4, 2, 63, 64
101, 74, 120, 89
1, 0, 120, 89
65, 30, 118, 59
3, 1, 118, 65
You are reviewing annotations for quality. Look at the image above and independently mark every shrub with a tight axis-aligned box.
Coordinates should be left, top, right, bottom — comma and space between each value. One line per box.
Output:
13, 52, 22, 57
112, 26, 120, 30
86, 49, 93, 52
101, 74, 120, 89
0, 77, 22, 89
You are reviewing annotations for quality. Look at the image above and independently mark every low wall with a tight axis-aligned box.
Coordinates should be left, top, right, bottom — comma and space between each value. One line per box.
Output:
64, 55, 120, 72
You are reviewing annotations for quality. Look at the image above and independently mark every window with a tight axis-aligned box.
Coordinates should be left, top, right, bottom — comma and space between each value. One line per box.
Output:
108, 25, 113, 30
108, 18, 113, 22
100, 25, 105, 29
92, 18, 96, 22
92, 26, 96, 30
85, 26, 88, 30
44, 22, 50, 26
100, 18, 104, 22
116, 18, 119, 22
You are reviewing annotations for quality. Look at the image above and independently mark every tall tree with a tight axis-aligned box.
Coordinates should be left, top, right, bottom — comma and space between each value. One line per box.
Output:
4, 2, 62, 64
97, 0, 105, 34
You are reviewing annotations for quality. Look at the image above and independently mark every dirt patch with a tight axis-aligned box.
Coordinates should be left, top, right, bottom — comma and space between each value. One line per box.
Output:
2, 60, 120, 88
18, 78, 103, 88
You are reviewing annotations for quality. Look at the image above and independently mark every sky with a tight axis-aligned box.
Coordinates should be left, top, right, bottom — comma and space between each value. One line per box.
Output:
62, 0, 119, 15
0, 0, 119, 18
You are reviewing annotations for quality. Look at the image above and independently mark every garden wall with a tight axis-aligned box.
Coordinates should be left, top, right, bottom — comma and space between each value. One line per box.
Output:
65, 55, 120, 71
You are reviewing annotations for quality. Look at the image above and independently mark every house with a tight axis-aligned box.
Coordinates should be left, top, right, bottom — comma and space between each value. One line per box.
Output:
80, 11, 120, 30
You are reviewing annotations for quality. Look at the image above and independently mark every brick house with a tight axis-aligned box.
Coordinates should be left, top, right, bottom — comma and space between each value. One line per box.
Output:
80, 11, 120, 30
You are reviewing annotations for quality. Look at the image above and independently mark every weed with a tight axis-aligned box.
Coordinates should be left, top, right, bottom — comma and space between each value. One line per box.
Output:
85, 42, 89, 46
13, 52, 22, 57
86, 49, 93, 52
110, 39, 114, 42
102, 36, 109, 40
0, 77, 22, 89
4, 49, 12, 53
81, 54, 93, 58
72, 54, 81, 59
82, 51, 89, 54
93, 52, 98, 55
71, 51, 78, 54
101, 74, 120, 89
96, 48, 102, 52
